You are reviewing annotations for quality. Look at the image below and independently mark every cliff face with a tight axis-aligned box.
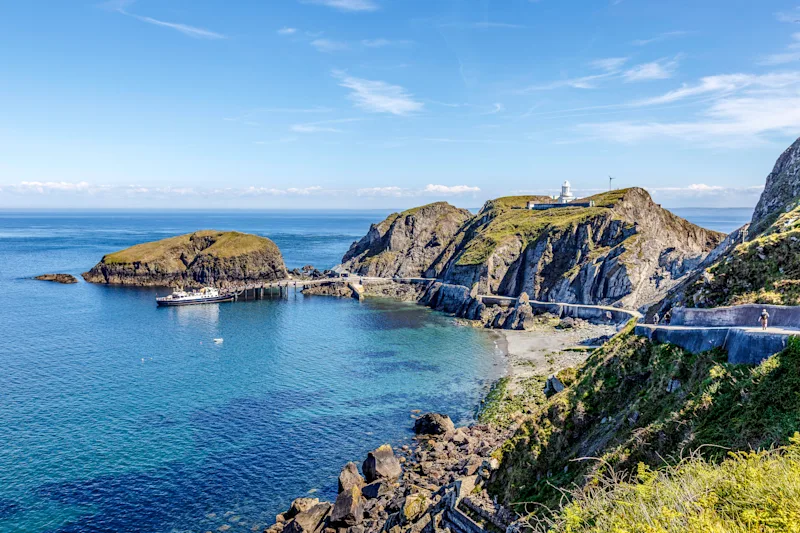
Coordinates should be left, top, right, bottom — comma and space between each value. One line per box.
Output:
83, 230, 287, 287
341, 190, 722, 309
670, 136, 800, 308
340, 202, 472, 278
749, 136, 800, 237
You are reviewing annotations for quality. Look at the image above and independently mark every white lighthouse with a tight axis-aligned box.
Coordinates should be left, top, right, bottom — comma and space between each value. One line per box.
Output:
558, 180, 574, 204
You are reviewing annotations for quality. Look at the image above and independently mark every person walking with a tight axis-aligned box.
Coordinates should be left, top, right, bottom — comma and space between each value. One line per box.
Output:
653, 312, 660, 325
663, 310, 671, 325
759, 308, 770, 330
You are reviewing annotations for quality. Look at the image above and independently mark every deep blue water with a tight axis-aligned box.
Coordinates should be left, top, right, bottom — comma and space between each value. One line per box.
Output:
0, 207, 751, 533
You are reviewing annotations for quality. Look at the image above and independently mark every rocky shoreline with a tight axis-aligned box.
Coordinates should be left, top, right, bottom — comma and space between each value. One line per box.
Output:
264, 281, 622, 533
265, 413, 519, 533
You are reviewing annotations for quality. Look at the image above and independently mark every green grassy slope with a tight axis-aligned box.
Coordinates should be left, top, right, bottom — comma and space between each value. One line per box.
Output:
489, 331, 800, 525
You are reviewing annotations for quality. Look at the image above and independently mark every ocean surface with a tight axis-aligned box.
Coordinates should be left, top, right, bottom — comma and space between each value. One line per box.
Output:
0, 207, 752, 533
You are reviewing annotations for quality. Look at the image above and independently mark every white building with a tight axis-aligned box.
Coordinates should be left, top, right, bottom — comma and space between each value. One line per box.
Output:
558, 180, 574, 204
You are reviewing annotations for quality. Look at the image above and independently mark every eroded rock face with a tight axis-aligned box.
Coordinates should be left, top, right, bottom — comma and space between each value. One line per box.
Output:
750, 136, 800, 237
340, 202, 472, 278
362, 444, 402, 483
82, 230, 287, 288
439, 188, 723, 310
339, 189, 723, 310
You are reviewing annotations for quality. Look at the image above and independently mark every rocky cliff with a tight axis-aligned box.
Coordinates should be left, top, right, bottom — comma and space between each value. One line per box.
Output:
670, 136, 800, 308
749, 135, 800, 238
340, 190, 723, 309
340, 202, 472, 278
83, 230, 287, 287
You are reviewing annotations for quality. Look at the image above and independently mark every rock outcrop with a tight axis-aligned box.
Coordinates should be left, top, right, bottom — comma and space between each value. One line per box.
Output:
82, 230, 287, 288
34, 273, 78, 284
339, 190, 723, 310
266, 417, 514, 533
340, 202, 472, 278
750, 135, 800, 237
664, 136, 800, 309
362, 444, 403, 483
413, 413, 455, 436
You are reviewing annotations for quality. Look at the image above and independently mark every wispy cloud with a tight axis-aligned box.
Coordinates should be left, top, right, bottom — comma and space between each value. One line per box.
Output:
589, 57, 629, 71
278, 27, 297, 35
578, 89, 800, 146
760, 33, 800, 65
311, 38, 349, 52
356, 184, 480, 197
14, 181, 92, 193
481, 103, 505, 115
520, 71, 616, 91
109, 4, 226, 39
290, 117, 363, 133
2, 181, 330, 198
361, 38, 413, 48
630, 72, 800, 106
776, 7, 800, 23
334, 71, 423, 115
521, 57, 677, 91
440, 21, 525, 30
646, 184, 764, 207
631, 30, 688, 46
303, 0, 379, 12
622, 58, 679, 82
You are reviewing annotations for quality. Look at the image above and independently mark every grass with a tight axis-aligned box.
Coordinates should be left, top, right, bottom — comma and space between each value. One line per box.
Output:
488, 328, 800, 519
538, 436, 800, 533
454, 189, 637, 267
689, 205, 800, 307
477, 376, 547, 428
103, 230, 277, 265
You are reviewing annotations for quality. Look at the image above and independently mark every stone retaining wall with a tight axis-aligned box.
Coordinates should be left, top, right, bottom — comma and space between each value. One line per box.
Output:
671, 304, 800, 328
635, 324, 791, 365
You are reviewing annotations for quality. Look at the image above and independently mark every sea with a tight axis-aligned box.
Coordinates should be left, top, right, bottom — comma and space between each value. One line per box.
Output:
0, 207, 752, 533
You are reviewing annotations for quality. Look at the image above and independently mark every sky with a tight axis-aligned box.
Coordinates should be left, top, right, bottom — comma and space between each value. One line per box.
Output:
2, 0, 800, 209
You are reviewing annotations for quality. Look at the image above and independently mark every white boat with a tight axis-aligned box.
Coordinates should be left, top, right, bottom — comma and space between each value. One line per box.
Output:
156, 287, 234, 307
213, 338, 224, 344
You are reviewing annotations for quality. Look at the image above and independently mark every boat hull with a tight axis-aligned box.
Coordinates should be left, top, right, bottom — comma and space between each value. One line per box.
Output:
156, 295, 235, 307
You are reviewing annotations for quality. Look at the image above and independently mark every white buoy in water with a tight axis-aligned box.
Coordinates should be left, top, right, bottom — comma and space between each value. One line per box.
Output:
213, 338, 224, 344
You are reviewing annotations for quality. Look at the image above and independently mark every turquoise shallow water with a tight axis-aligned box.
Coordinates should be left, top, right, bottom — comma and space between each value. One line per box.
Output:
0, 207, 751, 533
0, 211, 506, 533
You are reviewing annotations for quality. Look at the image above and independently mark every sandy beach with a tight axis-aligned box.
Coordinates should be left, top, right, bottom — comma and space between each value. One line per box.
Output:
498, 322, 618, 392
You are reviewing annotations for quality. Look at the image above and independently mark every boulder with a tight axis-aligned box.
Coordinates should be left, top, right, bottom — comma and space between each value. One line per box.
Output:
330, 486, 364, 527
362, 480, 393, 500
413, 413, 455, 436
338, 462, 365, 494
401, 493, 430, 523
544, 375, 565, 396
285, 498, 320, 520
283, 502, 331, 533
362, 444, 403, 483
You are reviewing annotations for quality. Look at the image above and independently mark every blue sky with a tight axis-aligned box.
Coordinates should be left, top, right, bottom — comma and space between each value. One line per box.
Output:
2, 0, 800, 209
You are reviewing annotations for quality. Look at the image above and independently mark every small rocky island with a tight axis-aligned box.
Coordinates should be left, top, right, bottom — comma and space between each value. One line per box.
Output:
34, 273, 79, 284
83, 230, 287, 288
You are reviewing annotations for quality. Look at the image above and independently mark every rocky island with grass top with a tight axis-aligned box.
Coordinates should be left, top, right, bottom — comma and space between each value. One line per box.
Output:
337, 187, 723, 311
83, 230, 287, 288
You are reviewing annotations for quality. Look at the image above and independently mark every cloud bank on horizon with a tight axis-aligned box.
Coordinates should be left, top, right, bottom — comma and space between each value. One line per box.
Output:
0, 0, 798, 208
